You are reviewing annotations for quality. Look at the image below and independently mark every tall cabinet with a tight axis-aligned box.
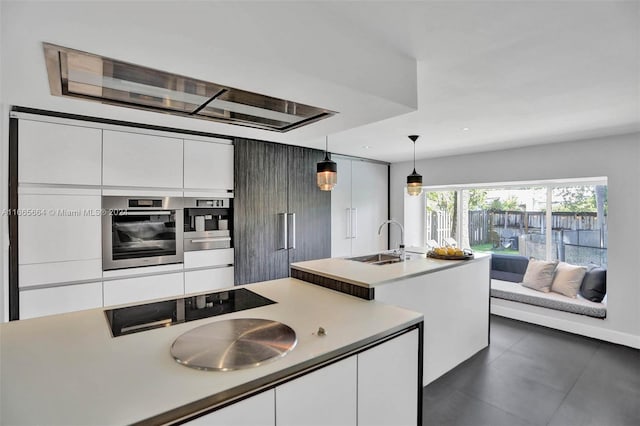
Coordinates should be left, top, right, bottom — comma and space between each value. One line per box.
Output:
331, 157, 389, 257
234, 138, 331, 285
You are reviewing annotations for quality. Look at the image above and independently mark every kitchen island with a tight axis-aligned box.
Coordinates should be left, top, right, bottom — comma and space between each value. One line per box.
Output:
0, 278, 423, 426
291, 253, 491, 385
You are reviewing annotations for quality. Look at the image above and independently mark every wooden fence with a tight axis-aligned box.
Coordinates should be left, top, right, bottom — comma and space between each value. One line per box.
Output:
468, 210, 606, 246
426, 210, 453, 246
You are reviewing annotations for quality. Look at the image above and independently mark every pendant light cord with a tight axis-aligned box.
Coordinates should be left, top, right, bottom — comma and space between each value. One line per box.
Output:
413, 139, 416, 170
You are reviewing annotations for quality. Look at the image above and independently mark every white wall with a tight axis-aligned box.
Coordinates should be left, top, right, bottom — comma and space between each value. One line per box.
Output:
390, 132, 640, 348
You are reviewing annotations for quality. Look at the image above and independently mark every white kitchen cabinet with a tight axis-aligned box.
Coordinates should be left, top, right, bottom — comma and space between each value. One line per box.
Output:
103, 272, 184, 307
184, 248, 234, 269
331, 157, 353, 257
351, 160, 388, 256
184, 390, 275, 426
18, 191, 102, 285
358, 329, 419, 426
185, 267, 234, 294
18, 120, 102, 186
184, 139, 234, 191
331, 158, 388, 257
102, 130, 183, 188
19, 282, 103, 320
276, 356, 357, 426
19, 260, 103, 288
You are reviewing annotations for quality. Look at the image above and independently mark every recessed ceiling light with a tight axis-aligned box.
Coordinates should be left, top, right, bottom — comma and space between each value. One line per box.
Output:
462, 127, 470, 131
362, 145, 370, 149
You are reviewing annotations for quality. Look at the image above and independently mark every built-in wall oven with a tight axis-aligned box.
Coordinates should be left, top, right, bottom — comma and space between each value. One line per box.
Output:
183, 197, 232, 251
102, 196, 184, 270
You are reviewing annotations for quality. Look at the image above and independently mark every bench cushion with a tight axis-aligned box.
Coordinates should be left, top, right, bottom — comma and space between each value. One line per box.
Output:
491, 270, 525, 283
491, 279, 607, 318
490, 254, 529, 282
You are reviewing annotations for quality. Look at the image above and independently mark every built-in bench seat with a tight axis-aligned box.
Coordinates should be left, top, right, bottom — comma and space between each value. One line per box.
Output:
491, 279, 607, 318
490, 254, 607, 319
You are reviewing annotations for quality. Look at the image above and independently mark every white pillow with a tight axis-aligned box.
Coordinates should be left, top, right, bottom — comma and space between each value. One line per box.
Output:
522, 259, 558, 293
551, 262, 587, 298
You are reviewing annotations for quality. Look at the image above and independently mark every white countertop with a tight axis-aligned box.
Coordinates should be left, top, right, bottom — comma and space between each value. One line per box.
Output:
0, 278, 422, 426
291, 253, 491, 288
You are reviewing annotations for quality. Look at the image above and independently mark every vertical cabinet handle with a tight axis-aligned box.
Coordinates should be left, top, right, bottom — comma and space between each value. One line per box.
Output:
278, 212, 288, 250
287, 213, 296, 249
351, 208, 358, 239
346, 208, 351, 239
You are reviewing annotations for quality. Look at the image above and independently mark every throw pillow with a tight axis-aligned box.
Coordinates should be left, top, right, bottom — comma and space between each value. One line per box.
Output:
580, 266, 607, 302
551, 262, 587, 298
521, 259, 558, 293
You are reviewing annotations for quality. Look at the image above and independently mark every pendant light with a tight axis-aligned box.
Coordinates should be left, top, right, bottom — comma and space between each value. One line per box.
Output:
406, 135, 423, 196
317, 136, 337, 191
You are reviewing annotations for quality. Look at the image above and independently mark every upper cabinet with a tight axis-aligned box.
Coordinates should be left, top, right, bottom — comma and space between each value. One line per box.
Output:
18, 120, 102, 185
103, 130, 183, 188
331, 158, 388, 257
183, 139, 234, 191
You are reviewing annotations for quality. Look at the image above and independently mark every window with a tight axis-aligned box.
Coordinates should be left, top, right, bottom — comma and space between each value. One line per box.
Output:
424, 190, 457, 247
417, 179, 607, 267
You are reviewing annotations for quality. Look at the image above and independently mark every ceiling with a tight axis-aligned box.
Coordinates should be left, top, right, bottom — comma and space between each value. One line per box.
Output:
323, 0, 640, 162
2, 1, 639, 163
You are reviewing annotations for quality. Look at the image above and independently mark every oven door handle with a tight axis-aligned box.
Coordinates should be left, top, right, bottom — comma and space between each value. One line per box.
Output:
191, 237, 232, 243
116, 211, 173, 216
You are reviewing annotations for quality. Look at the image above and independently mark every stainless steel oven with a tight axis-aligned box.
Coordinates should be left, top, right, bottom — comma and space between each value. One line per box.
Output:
102, 196, 184, 270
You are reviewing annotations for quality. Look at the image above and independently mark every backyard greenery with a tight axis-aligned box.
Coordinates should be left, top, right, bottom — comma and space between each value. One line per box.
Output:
470, 243, 519, 255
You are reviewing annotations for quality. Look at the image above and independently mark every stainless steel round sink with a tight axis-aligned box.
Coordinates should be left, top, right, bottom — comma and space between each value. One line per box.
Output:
170, 318, 297, 371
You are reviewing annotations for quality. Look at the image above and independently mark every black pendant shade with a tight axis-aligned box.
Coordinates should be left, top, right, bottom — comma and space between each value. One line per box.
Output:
317, 136, 337, 191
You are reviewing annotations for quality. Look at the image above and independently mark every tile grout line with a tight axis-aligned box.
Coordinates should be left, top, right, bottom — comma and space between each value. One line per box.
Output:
456, 388, 538, 426
544, 341, 603, 425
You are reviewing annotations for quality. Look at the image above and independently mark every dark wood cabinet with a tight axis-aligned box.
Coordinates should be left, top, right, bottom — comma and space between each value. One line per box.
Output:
234, 138, 331, 285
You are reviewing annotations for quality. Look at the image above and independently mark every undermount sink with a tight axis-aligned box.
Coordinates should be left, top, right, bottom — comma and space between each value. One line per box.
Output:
348, 253, 403, 265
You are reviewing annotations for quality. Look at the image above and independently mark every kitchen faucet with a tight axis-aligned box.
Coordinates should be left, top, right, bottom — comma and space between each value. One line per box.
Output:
378, 220, 405, 258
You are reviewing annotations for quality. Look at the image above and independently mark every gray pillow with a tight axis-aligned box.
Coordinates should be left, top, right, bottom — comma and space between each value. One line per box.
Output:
551, 262, 587, 298
522, 259, 558, 293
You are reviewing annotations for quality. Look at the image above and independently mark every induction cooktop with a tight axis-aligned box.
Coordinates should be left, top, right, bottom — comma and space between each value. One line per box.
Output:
105, 288, 276, 337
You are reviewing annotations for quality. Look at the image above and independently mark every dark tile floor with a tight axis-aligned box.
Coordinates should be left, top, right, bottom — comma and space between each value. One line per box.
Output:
423, 315, 640, 426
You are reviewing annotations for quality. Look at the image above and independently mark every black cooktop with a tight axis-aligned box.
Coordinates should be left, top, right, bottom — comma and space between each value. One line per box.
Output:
105, 288, 276, 337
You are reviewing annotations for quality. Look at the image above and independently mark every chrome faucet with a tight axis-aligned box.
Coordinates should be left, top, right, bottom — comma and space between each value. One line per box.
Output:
378, 220, 405, 258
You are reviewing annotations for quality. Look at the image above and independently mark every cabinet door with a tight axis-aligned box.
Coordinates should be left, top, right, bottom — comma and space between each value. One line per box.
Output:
19, 282, 103, 320
103, 130, 183, 188
358, 329, 419, 426
287, 145, 331, 264
184, 139, 234, 190
184, 249, 234, 269
351, 161, 388, 256
184, 390, 274, 426
18, 120, 102, 186
331, 157, 352, 257
276, 356, 357, 426
18, 192, 102, 285
233, 139, 288, 285
185, 267, 234, 294
103, 272, 184, 307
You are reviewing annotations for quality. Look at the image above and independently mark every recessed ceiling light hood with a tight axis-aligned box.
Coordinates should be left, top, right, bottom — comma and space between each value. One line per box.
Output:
43, 43, 337, 132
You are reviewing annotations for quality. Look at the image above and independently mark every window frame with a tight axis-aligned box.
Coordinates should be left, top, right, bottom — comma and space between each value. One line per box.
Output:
419, 177, 608, 264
